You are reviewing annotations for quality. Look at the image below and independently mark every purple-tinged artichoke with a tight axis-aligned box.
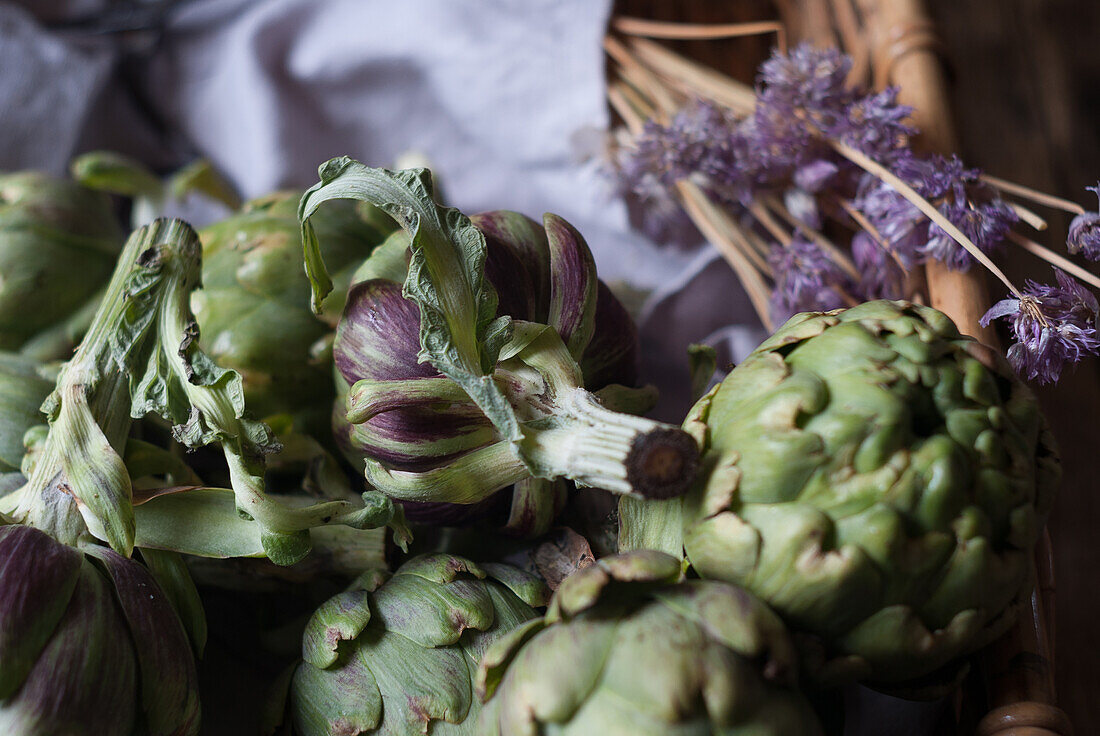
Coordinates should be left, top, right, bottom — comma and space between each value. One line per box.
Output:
0, 170, 123, 359
0, 524, 199, 735
623, 301, 1060, 688
302, 159, 699, 537
476, 551, 823, 736
285, 554, 548, 735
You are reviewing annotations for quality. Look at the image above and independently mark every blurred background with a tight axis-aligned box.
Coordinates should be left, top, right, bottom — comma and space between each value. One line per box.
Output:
1, 0, 1096, 731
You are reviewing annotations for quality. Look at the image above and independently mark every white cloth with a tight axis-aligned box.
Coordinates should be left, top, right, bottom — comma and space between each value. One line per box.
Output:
0, 4, 115, 173
136, 0, 696, 292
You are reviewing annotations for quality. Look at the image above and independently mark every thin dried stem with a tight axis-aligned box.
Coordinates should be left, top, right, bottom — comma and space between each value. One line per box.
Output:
835, 197, 909, 270
612, 17, 786, 51
763, 196, 861, 280
607, 84, 650, 135
729, 220, 774, 275
982, 174, 1086, 215
611, 64, 663, 116
1008, 232, 1100, 291
834, 141, 1021, 298
623, 36, 757, 115
1008, 202, 1048, 231
741, 223, 776, 264
605, 39, 678, 120
678, 181, 774, 329
747, 200, 793, 246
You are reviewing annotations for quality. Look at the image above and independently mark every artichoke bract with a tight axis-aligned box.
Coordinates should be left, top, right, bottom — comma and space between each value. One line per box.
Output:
303, 160, 698, 537
195, 192, 395, 424
476, 550, 823, 736
0, 352, 53, 478
0, 524, 199, 735
627, 301, 1060, 686
0, 170, 122, 356
288, 554, 549, 736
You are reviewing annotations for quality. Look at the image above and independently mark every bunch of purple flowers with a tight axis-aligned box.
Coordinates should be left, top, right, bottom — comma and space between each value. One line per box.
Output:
615, 43, 1100, 384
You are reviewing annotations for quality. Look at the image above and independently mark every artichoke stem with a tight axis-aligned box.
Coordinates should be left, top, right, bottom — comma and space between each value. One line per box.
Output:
521, 388, 699, 500
12, 222, 180, 545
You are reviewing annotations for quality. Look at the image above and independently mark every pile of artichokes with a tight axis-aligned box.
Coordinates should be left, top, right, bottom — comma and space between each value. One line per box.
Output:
0, 158, 1058, 735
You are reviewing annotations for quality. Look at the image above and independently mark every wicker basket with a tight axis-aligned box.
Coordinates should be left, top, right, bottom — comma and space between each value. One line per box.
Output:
610, 1, 1072, 733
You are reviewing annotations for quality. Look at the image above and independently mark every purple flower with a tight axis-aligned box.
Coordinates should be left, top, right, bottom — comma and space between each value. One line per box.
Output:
749, 45, 853, 182
793, 159, 840, 193
851, 231, 906, 300
757, 44, 854, 133
923, 194, 1017, 270
617, 45, 916, 213
834, 86, 914, 162
1066, 184, 1100, 260
783, 187, 823, 229
768, 237, 849, 323
855, 154, 1017, 271
619, 100, 755, 203
980, 269, 1100, 383
749, 45, 914, 181
854, 172, 927, 268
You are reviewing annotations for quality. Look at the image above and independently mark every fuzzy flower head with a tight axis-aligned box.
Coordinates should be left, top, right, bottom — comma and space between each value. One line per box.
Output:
981, 269, 1100, 383
619, 100, 756, 203
1066, 184, 1100, 260
768, 236, 849, 323
757, 44, 854, 131
836, 86, 915, 163
749, 45, 853, 182
855, 154, 1017, 271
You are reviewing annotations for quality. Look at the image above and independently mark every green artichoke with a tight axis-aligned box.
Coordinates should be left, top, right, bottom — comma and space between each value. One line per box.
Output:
476, 550, 822, 736
0, 524, 200, 735
287, 554, 549, 735
0, 352, 53, 480
628, 301, 1060, 686
0, 170, 123, 356
194, 192, 395, 424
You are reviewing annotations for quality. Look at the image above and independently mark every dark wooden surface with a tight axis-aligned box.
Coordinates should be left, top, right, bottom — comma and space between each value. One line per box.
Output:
924, 0, 1100, 728
614, 0, 1100, 729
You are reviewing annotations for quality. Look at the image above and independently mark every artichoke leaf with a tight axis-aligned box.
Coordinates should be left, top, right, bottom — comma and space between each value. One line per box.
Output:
0, 525, 83, 699
84, 545, 200, 736
133, 488, 266, 559
544, 213, 598, 361
138, 547, 208, 657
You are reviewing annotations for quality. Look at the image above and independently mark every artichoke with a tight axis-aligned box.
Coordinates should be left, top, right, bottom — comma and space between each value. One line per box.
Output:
0, 170, 123, 357
331, 211, 650, 525
194, 191, 395, 424
476, 550, 823, 736
627, 301, 1060, 686
0, 524, 199, 735
287, 553, 549, 735
0, 352, 54, 480
303, 161, 698, 537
